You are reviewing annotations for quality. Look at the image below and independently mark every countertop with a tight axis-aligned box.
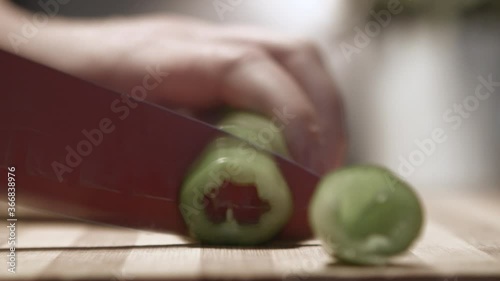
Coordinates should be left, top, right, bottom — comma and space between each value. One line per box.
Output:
1, 189, 499, 280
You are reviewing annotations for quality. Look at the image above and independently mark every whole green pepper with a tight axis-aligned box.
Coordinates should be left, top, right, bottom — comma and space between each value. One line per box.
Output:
309, 165, 423, 265
179, 112, 293, 245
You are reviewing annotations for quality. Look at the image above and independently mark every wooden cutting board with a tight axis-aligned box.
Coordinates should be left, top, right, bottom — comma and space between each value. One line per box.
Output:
0, 189, 499, 280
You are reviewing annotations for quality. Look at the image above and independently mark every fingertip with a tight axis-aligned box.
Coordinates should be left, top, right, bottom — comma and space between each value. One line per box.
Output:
280, 106, 324, 173
216, 48, 322, 165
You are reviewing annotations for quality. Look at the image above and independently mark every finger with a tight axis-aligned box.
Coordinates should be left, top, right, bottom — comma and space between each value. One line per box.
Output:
215, 47, 322, 169
274, 43, 347, 173
208, 28, 347, 173
123, 41, 322, 169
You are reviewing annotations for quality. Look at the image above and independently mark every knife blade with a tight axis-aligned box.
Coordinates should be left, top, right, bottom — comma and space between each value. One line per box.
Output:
0, 50, 319, 240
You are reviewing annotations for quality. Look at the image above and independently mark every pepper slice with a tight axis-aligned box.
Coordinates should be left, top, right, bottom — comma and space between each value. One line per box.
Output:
179, 112, 293, 245
309, 165, 424, 265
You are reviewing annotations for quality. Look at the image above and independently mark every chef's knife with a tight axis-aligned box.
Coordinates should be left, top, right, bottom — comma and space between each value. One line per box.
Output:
0, 50, 319, 240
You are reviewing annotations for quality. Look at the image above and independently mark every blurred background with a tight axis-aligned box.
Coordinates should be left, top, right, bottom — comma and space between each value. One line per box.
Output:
14, 0, 500, 190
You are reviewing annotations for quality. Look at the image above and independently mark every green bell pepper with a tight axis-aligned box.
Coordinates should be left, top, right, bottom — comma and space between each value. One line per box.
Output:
309, 165, 423, 265
179, 112, 293, 245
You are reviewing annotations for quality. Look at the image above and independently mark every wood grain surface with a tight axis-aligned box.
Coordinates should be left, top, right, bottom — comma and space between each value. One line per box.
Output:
0, 189, 499, 281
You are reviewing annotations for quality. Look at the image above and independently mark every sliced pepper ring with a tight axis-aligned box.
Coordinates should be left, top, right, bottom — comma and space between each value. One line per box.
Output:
179, 112, 293, 245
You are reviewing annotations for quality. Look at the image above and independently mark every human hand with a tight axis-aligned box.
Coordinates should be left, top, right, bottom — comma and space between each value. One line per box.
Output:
2, 12, 346, 174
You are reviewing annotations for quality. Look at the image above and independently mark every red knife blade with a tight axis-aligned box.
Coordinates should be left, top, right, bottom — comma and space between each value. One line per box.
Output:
0, 50, 319, 240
